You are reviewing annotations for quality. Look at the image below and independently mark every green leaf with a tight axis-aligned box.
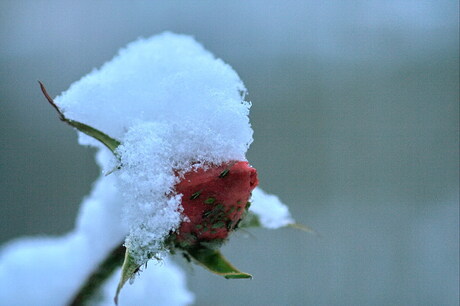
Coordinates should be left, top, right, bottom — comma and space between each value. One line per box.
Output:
187, 247, 252, 279
64, 119, 120, 153
39, 81, 121, 155
114, 249, 141, 305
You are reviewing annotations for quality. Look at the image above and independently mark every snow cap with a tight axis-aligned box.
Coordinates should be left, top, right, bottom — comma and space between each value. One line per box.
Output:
55, 32, 254, 264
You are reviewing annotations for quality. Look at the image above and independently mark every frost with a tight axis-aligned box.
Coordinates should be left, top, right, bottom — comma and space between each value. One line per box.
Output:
55, 32, 253, 264
250, 188, 294, 229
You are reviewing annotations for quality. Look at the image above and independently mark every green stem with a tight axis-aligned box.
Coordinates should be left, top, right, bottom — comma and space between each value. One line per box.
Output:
69, 244, 125, 306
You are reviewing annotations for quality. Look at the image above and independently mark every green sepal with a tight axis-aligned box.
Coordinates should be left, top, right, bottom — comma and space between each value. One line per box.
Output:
239, 211, 316, 234
187, 247, 252, 279
114, 248, 141, 305
39, 81, 121, 156
237, 211, 261, 228
287, 223, 317, 234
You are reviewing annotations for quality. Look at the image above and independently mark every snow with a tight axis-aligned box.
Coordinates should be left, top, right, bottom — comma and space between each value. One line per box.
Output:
0, 150, 194, 305
55, 32, 254, 264
250, 188, 294, 229
0, 32, 292, 305
55, 32, 251, 150
100, 258, 193, 306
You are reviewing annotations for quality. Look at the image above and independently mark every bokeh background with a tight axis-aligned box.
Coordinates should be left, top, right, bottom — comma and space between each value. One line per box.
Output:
0, 1, 458, 305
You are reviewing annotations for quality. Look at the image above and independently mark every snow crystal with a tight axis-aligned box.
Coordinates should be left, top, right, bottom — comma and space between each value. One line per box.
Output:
250, 188, 294, 229
55, 32, 253, 263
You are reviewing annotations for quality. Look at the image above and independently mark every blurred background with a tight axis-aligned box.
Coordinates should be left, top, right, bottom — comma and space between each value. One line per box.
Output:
0, 1, 458, 305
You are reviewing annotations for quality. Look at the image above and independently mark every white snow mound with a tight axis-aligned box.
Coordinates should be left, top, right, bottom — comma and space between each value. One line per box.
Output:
55, 32, 253, 263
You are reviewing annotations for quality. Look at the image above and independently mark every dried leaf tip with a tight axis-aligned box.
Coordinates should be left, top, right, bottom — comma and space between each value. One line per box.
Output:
38, 81, 65, 121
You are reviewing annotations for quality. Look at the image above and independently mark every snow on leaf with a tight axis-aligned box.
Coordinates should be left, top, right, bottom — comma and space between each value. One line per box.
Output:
37, 32, 299, 302
54, 32, 254, 265
248, 188, 295, 229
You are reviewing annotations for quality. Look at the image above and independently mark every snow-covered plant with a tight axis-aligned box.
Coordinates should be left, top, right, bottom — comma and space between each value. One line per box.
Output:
0, 32, 302, 305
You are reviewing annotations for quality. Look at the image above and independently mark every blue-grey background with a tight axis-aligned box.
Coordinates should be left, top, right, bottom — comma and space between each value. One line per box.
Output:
0, 1, 458, 305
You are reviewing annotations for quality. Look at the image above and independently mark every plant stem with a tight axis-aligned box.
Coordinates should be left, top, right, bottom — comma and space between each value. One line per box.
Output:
69, 244, 125, 306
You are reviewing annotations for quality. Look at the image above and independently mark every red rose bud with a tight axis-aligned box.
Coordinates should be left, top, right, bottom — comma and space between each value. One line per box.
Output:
174, 161, 258, 249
